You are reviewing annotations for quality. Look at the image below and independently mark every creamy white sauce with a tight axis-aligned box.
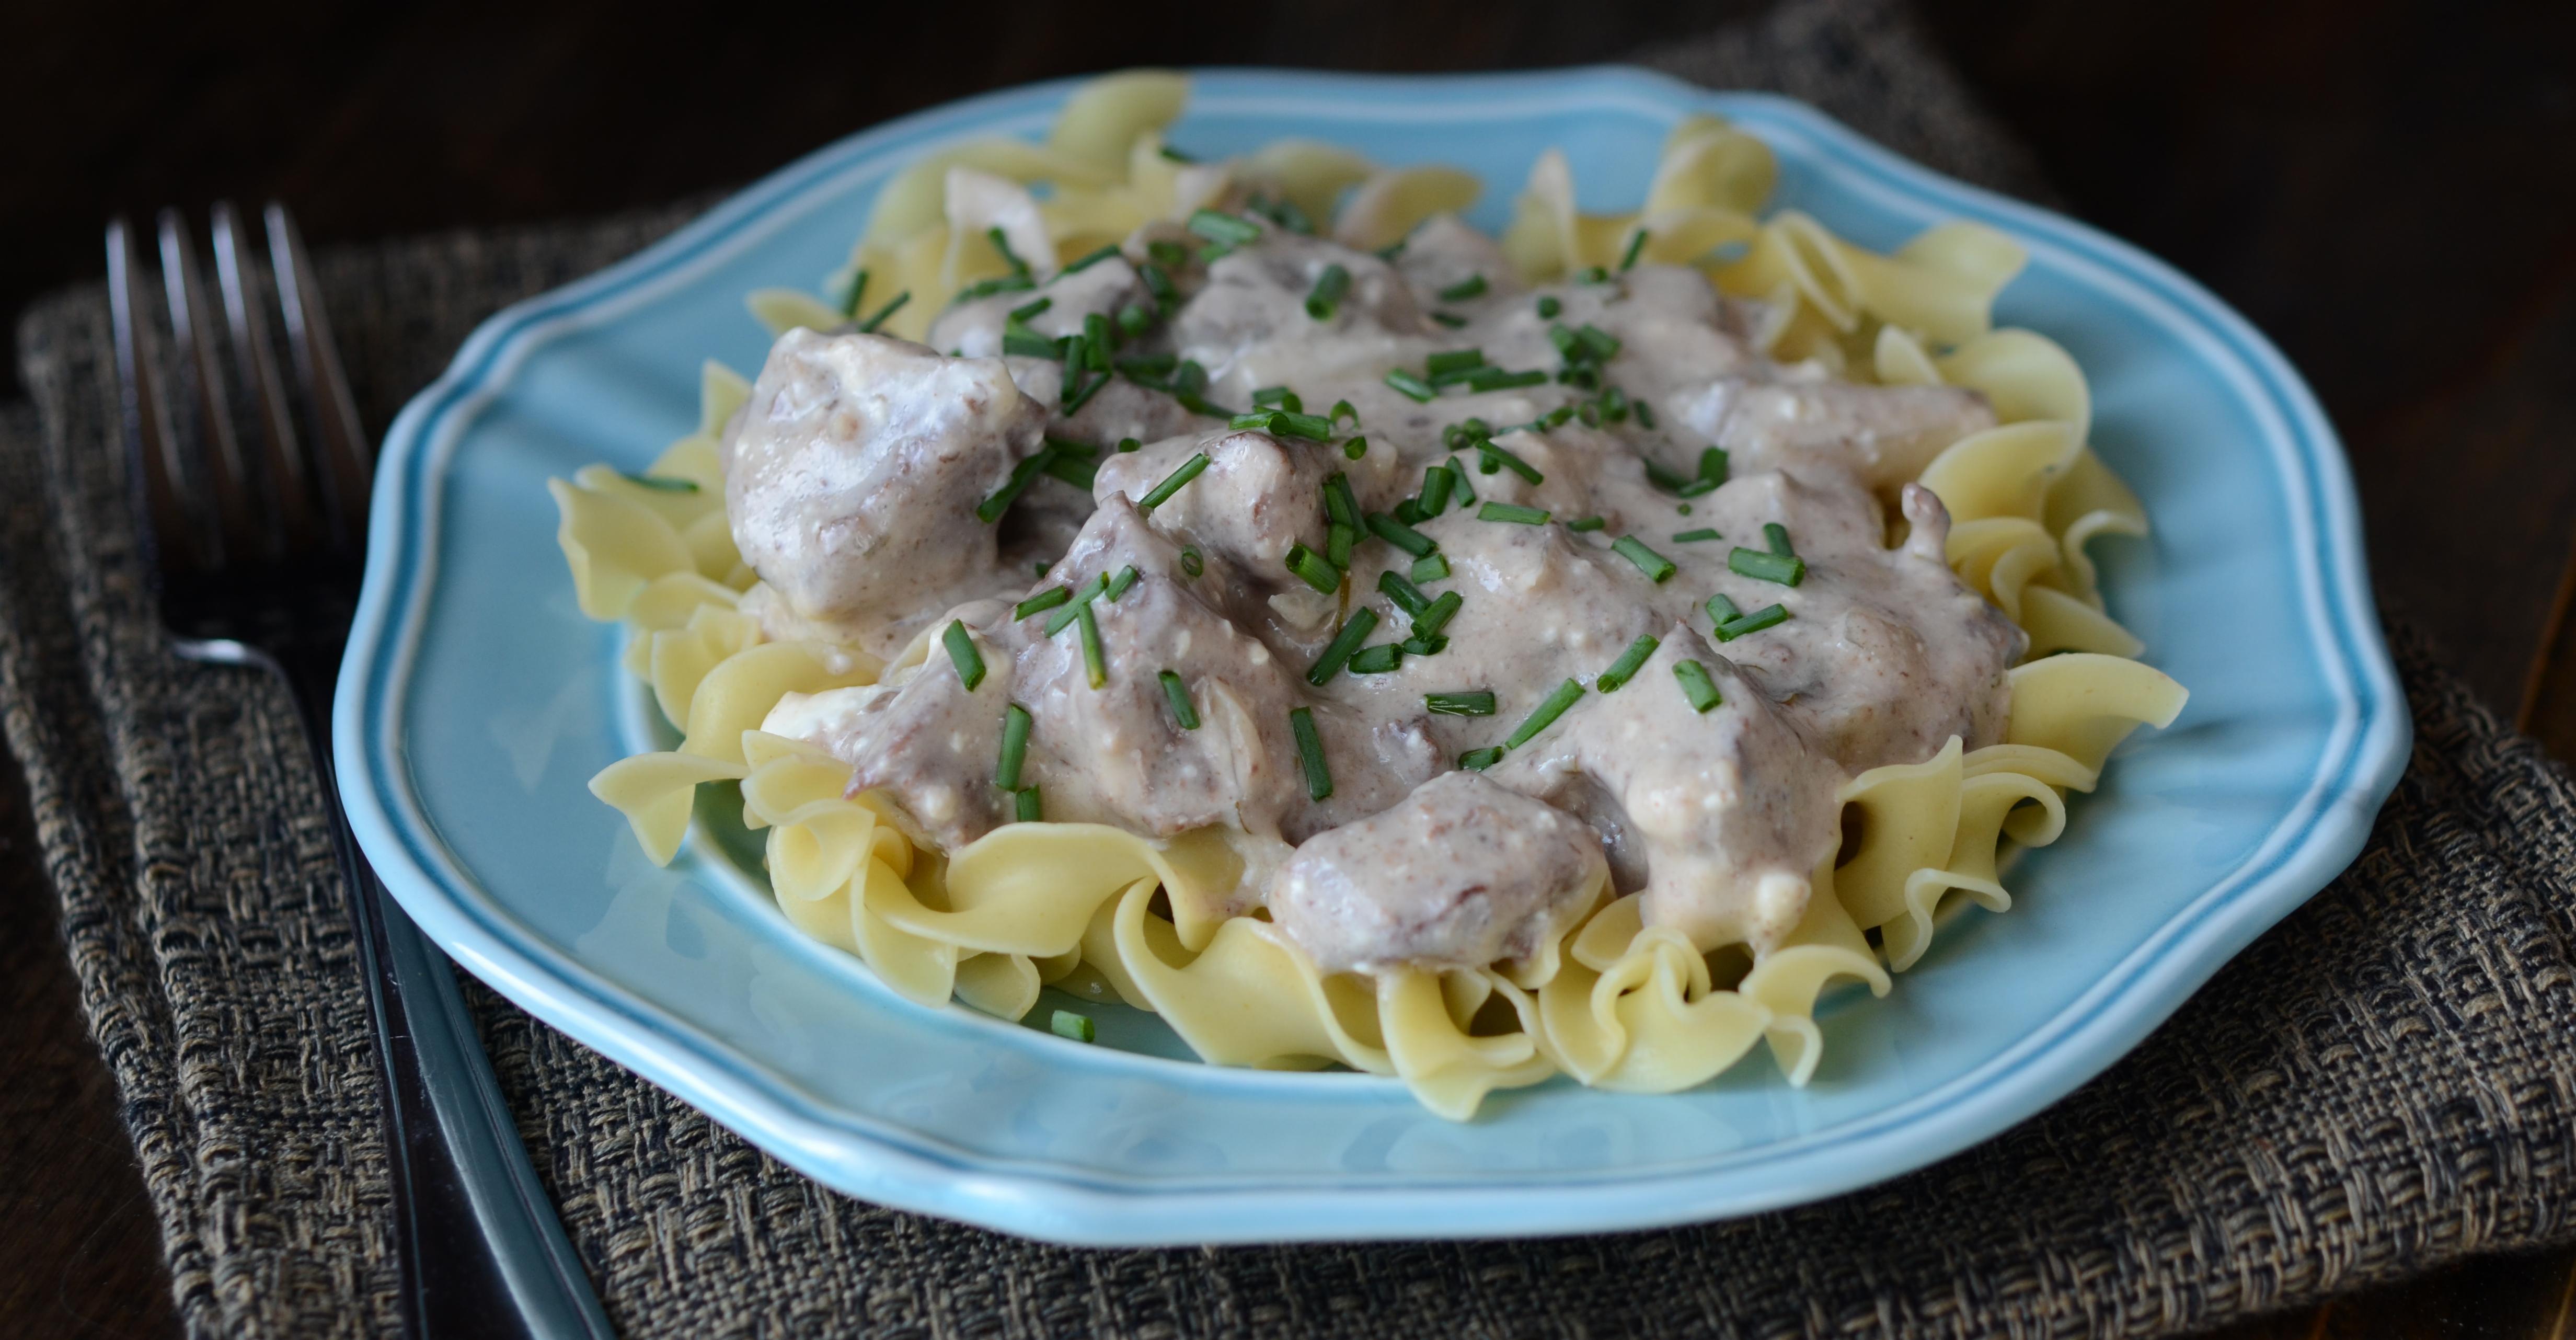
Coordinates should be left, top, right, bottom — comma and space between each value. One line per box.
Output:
732, 210, 2021, 973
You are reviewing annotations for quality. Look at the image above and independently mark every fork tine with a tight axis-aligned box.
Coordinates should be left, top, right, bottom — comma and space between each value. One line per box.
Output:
108, 217, 207, 581
157, 208, 264, 568
264, 203, 372, 548
212, 200, 323, 557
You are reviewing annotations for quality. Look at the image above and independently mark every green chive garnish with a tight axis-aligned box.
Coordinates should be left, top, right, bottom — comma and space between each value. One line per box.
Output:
979, 449, 1058, 522
1729, 547, 1806, 586
842, 268, 871, 318
1459, 746, 1505, 770
1084, 312, 1117, 359
1156, 670, 1201, 730
1118, 304, 1152, 337
1716, 602, 1791, 641
1635, 400, 1657, 429
1285, 543, 1341, 594
1252, 385, 1301, 408
1617, 228, 1648, 272
1567, 515, 1606, 533
942, 620, 985, 690
1377, 570, 1430, 616
1765, 522, 1795, 557
1476, 440, 1544, 484
1273, 411, 1333, 441
1327, 521, 1354, 570
1613, 535, 1677, 582
1117, 437, 1141, 453
1411, 590, 1462, 637
1008, 295, 1052, 322
1438, 274, 1488, 302
1478, 502, 1549, 525
1595, 634, 1659, 692
1106, 565, 1141, 601
1305, 263, 1351, 319
1331, 398, 1358, 425
1009, 590, 1072, 621
1364, 512, 1438, 558
1307, 609, 1380, 686
1674, 660, 1723, 713
1446, 459, 1478, 507
1426, 349, 1486, 377
1385, 369, 1435, 402
1077, 603, 1107, 688
1344, 436, 1369, 460
1321, 474, 1360, 529
1536, 295, 1561, 318
1349, 644, 1404, 674
1399, 631, 1448, 657
996, 704, 1032, 791
856, 290, 911, 334
1418, 464, 1455, 516
1015, 785, 1044, 822
1050, 1009, 1095, 1042
1064, 244, 1122, 273
1410, 553, 1451, 583
1138, 452, 1209, 511
1576, 266, 1610, 284
621, 472, 699, 493
1673, 528, 1721, 543
1707, 591, 1743, 626
1503, 679, 1585, 750
1576, 324, 1622, 361
1466, 367, 1549, 392
1291, 707, 1332, 801
1188, 209, 1263, 247
1698, 447, 1729, 486
1179, 546, 1203, 577
1425, 691, 1496, 716
987, 226, 1032, 279
1044, 572, 1111, 635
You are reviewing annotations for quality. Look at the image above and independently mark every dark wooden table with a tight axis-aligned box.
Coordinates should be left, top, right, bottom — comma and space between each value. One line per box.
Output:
6, 1, 2572, 1334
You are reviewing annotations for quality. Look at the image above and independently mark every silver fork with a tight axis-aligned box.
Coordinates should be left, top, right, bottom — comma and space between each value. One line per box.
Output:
108, 204, 613, 1340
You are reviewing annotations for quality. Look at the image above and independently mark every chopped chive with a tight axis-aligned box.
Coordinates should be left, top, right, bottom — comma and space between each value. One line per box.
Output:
1084, 312, 1117, 360
1393, 497, 1425, 525
1138, 452, 1210, 510
1643, 459, 1692, 494
1001, 329, 1053, 358
1595, 634, 1660, 693
1044, 572, 1111, 635
1177, 391, 1238, 418
1330, 398, 1358, 425
1307, 609, 1380, 686
1418, 464, 1455, 517
1343, 436, 1369, 460
1118, 303, 1152, 336
1229, 410, 1276, 432
1579, 401, 1602, 428
977, 448, 1058, 523
1728, 547, 1806, 587
1187, 209, 1262, 246
1613, 535, 1677, 583
1105, 564, 1141, 602
1408, 556, 1451, 588
1707, 591, 1743, 625
941, 620, 986, 690
1117, 351, 1177, 379
1446, 461, 1478, 506
842, 268, 871, 318
856, 290, 912, 333
620, 472, 699, 493
1158, 670, 1201, 730
1764, 522, 1796, 557
1698, 447, 1730, 486
1459, 746, 1505, 770
1399, 632, 1448, 656
1425, 691, 1496, 716
996, 704, 1032, 791
1077, 603, 1107, 688
1717, 602, 1791, 640
1425, 348, 1486, 377
1576, 265, 1611, 284
1674, 659, 1723, 713
1411, 590, 1463, 638
1285, 543, 1342, 594
1476, 440, 1545, 484
1386, 369, 1436, 402
1677, 503, 1694, 516
1179, 546, 1203, 577
1042, 450, 1098, 490
1064, 244, 1122, 273
1364, 512, 1438, 558
1050, 1009, 1095, 1042
1290, 707, 1333, 800
1376, 237, 1408, 260
1349, 644, 1404, 674
1617, 228, 1649, 272
1673, 528, 1722, 543
1034, 559, 1051, 576
1536, 295, 1562, 318
1635, 399, 1657, 429
1159, 144, 1195, 164
1377, 570, 1430, 616
1015, 785, 1044, 822
1118, 437, 1141, 453
953, 273, 1034, 302
1438, 273, 1489, 302
1567, 515, 1607, 533
1503, 679, 1585, 750
1305, 263, 1351, 320
1252, 385, 1302, 409
987, 226, 1032, 279
1273, 411, 1334, 441
1007, 295, 1052, 322
1430, 312, 1468, 328
1478, 502, 1550, 525
1138, 262, 1179, 309
1146, 239, 1188, 268
1576, 324, 1622, 361
1466, 367, 1549, 392
1327, 521, 1355, 569
1600, 386, 1630, 422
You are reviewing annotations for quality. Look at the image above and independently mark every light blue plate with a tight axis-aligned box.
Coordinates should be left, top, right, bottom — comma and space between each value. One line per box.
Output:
334, 67, 2407, 1246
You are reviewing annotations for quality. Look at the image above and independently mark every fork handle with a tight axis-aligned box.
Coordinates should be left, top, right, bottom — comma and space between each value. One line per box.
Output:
268, 638, 615, 1340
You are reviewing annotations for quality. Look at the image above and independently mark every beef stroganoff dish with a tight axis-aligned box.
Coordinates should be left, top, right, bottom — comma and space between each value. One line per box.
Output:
553, 72, 2187, 1119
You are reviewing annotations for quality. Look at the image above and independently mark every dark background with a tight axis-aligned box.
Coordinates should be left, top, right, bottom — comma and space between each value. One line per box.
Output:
8, 1, 2576, 1335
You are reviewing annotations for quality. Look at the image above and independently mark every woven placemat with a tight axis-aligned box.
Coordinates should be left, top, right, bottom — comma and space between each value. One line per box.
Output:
7, 1, 2575, 1336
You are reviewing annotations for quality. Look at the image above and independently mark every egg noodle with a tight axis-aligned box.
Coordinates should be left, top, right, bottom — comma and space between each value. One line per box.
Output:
549, 72, 2183, 1119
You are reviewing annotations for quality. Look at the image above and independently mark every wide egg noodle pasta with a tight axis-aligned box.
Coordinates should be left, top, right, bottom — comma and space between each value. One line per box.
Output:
545, 70, 2190, 1119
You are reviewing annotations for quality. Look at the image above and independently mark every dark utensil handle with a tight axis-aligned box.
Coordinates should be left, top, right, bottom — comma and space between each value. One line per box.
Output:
269, 637, 614, 1340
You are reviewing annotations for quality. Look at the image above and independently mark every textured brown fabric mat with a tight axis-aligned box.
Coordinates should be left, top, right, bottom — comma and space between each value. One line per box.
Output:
6, 1, 2574, 1335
